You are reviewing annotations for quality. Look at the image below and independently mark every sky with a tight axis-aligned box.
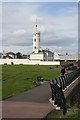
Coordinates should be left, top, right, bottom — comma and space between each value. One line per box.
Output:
1, 2, 78, 55
1, 0, 79, 2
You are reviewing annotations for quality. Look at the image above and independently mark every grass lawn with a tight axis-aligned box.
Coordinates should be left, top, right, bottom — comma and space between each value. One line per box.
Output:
47, 109, 79, 119
2, 65, 61, 99
65, 110, 79, 118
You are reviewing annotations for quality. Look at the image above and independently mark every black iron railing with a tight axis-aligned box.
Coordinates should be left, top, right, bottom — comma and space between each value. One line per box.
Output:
49, 69, 80, 115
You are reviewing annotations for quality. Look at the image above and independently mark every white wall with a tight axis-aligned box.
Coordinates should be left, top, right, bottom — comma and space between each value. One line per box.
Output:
0, 59, 60, 65
30, 53, 44, 60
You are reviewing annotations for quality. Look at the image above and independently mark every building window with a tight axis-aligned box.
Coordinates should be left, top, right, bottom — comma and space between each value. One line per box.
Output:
34, 39, 36, 42
34, 46, 36, 49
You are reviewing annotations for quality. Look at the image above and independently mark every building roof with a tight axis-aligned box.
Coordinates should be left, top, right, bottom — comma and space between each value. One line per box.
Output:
7, 52, 15, 55
42, 50, 53, 54
59, 53, 79, 61
54, 52, 60, 60
54, 52, 80, 61
30, 49, 53, 55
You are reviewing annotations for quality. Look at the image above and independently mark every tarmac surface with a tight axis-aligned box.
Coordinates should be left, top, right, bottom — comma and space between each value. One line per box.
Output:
2, 82, 54, 119
5, 81, 51, 103
51, 67, 61, 70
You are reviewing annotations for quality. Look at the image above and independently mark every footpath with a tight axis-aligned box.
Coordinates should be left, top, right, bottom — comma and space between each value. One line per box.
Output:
2, 82, 54, 119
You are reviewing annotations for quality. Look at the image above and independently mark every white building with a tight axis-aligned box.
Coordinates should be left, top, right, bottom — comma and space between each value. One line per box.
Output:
30, 25, 54, 61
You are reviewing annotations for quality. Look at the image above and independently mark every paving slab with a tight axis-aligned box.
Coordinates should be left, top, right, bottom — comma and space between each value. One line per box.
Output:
2, 101, 54, 118
0, 101, 2, 120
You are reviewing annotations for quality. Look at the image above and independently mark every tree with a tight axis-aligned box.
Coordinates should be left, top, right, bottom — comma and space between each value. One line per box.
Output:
16, 52, 22, 59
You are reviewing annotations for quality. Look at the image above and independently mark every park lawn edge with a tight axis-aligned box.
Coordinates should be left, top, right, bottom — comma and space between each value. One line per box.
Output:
2, 65, 61, 99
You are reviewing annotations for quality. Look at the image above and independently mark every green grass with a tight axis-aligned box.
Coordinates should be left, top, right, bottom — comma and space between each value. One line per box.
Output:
2, 65, 61, 99
47, 109, 79, 119
65, 110, 79, 118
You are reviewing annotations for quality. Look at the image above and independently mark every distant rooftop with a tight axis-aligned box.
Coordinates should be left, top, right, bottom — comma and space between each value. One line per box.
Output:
59, 53, 79, 61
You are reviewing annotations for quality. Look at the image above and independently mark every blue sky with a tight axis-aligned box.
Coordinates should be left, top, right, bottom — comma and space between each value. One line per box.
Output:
36, 2, 77, 16
1, 2, 78, 54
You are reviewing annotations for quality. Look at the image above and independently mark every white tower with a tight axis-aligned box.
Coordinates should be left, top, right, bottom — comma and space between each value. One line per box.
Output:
33, 25, 40, 53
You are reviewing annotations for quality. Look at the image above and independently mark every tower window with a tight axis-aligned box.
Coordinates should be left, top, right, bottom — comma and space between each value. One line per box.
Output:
34, 39, 36, 42
34, 46, 36, 49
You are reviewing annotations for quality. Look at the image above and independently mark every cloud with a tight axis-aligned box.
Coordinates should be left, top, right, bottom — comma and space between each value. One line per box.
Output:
2, 45, 32, 54
29, 14, 44, 23
2, 2, 78, 54
2, 0, 78, 2
2, 3, 40, 24
48, 15, 78, 38
13, 29, 27, 37
39, 26, 49, 34
3, 33, 32, 46
41, 35, 77, 47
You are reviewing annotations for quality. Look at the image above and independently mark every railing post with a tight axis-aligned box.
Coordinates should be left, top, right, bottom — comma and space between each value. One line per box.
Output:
58, 77, 62, 90
61, 76, 65, 90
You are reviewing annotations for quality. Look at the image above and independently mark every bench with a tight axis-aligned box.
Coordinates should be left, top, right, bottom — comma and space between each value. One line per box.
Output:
37, 76, 44, 82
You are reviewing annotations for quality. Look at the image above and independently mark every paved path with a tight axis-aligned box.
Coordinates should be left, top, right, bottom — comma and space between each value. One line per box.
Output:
51, 67, 61, 71
0, 101, 2, 120
2, 77, 80, 119
2, 82, 54, 119
6, 82, 51, 103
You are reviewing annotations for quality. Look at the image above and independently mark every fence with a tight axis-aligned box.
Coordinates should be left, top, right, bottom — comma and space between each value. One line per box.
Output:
49, 69, 80, 115
62, 63, 73, 69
